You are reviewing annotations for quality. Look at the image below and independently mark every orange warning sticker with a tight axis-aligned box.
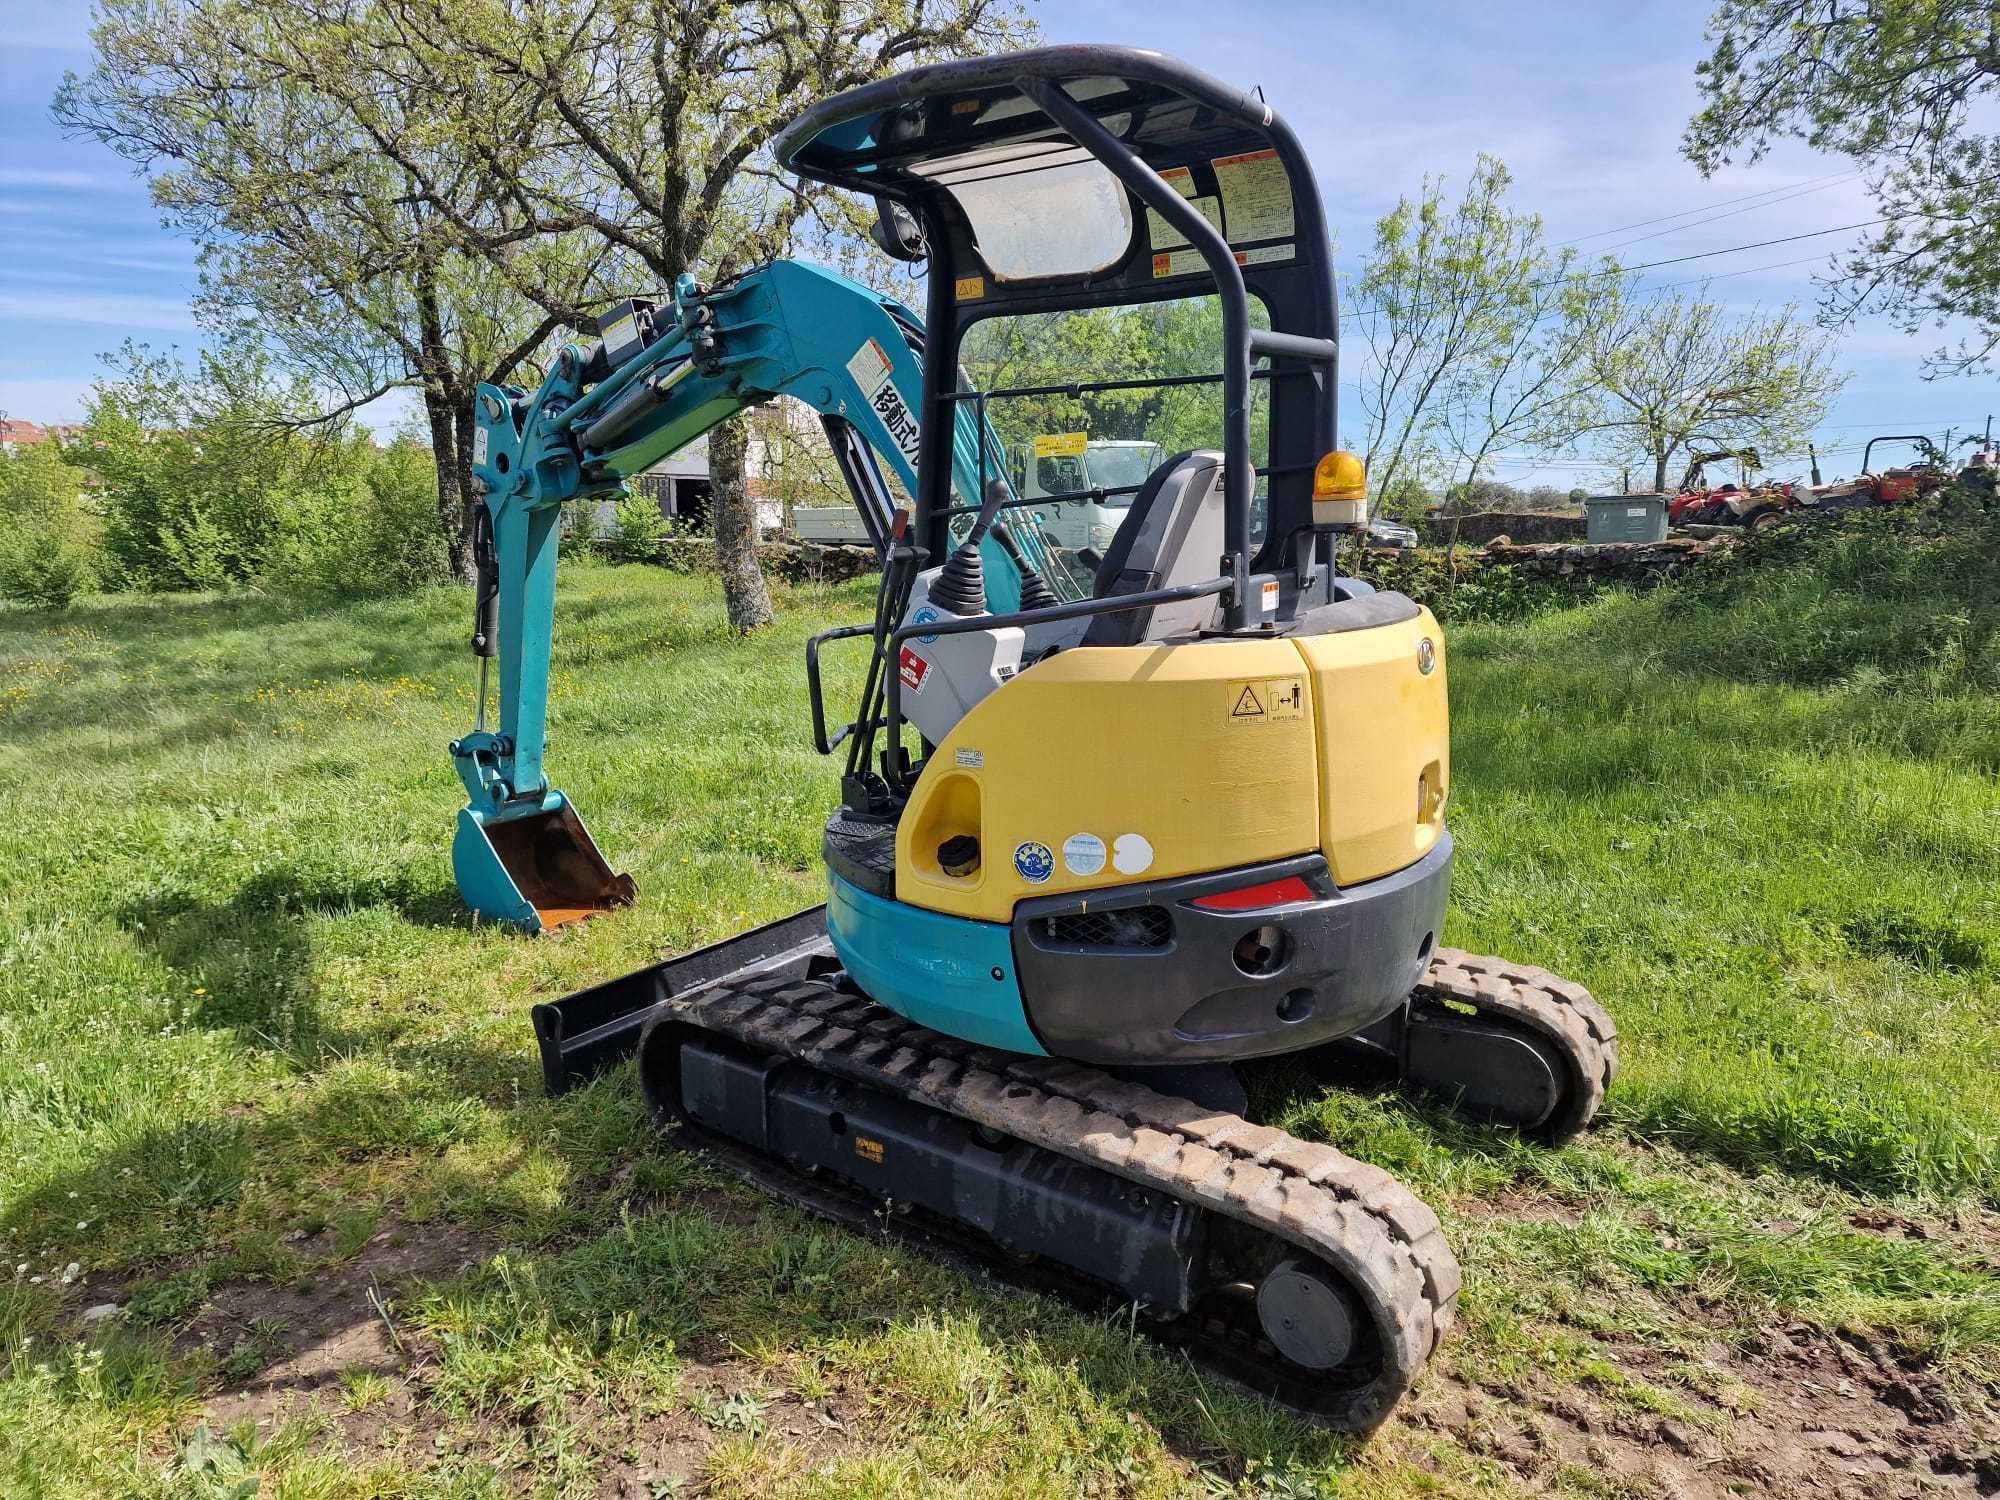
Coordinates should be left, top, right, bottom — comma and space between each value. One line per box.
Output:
854, 1136, 885, 1164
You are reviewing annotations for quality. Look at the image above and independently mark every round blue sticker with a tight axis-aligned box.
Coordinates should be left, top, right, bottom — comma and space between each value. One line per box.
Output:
1012, 840, 1054, 884
911, 605, 941, 644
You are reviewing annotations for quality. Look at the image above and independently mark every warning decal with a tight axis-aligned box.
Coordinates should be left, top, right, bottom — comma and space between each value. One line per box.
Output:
846, 336, 891, 393
1266, 677, 1306, 720
847, 338, 922, 468
898, 646, 931, 694
1146, 166, 1226, 252
1152, 242, 1296, 279
854, 1136, 885, 1164
1227, 677, 1306, 723
1212, 148, 1295, 243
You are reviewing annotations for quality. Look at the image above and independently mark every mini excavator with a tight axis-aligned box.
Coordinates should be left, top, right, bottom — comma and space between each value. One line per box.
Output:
454, 46, 1617, 1431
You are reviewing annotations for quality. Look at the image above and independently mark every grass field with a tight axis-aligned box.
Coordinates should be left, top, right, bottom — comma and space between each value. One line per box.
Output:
2, 548, 1996, 1498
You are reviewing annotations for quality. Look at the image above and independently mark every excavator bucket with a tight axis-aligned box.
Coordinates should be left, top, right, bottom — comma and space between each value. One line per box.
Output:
453, 798, 636, 934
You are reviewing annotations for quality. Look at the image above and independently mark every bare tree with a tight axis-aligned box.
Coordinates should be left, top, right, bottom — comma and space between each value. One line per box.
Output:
59, 0, 1030, 623
54, 2, 613, 577
1353, 156, 1549, 510
1581, 283, 1849, 492
300, 0, 1031, 629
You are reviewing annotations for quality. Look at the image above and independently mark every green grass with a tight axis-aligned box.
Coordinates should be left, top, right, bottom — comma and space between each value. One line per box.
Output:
1, 553, 1996, 1496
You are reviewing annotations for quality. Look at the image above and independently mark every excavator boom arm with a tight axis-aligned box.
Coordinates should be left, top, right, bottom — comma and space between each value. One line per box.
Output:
451, 259, 1055, 932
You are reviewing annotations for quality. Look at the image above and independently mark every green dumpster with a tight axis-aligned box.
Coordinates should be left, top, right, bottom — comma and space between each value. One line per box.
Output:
1585, 494, 1668, 543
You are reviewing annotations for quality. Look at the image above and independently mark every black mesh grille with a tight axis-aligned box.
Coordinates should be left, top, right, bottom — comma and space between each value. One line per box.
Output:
1035, 905, 1172, 949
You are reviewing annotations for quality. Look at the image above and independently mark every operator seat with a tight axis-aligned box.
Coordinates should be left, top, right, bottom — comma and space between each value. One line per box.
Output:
1082, 450, 1227, 646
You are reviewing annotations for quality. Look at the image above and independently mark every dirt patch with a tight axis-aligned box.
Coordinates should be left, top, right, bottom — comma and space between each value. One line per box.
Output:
1412, 1303, 1998, 1498
582, 1373, 876, 1498
181, 1220, 496, 1433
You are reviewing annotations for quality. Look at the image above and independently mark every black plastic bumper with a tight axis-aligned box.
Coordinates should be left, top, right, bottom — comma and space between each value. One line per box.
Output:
1012, 833, 1452, 1065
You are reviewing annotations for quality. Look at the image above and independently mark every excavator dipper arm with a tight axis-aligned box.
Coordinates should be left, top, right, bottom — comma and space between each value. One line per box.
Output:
451, 260, 1058, 933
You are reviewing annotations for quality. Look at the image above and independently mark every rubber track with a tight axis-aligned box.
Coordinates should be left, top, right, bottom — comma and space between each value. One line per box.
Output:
656, 971, 1464, 1432
1414, 948, 1620, 1142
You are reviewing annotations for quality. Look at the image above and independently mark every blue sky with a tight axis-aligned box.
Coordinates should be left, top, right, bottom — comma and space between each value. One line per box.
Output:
3, 0, 1989, 486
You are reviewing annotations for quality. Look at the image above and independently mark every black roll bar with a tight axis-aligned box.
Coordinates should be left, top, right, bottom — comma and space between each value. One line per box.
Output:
1022, 79, 1254, 631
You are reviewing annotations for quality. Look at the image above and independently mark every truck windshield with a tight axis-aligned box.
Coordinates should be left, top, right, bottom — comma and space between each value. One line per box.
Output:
1086, 444, 1161, 499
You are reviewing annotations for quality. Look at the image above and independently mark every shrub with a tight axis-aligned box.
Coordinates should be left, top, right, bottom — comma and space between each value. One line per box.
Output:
358, 437, 451, 590
264, 438, 451, 597
602, 489, 670, 563
0, 440, 100, 607
0, 530, 96, 608
562, 501, 602, 558
83, 343, 294, 589
1348, 545, 1580, 623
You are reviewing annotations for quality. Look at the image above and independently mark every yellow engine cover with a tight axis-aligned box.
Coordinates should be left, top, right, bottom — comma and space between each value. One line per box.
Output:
896, 608, 1449, 922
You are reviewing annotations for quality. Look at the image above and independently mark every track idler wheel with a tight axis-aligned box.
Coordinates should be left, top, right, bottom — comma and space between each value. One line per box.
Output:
1361, 949, 1619, 1143
1257, 1257, 1364, 1370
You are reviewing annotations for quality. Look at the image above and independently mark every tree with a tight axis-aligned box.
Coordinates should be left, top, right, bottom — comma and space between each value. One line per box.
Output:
292, 0, 1032, 630
1685, 1, 2000, 372
1438, 251, 1621, 514
1352, 156, 1558, 509
54, 1, 614, 579
1581, 284, 1847, 492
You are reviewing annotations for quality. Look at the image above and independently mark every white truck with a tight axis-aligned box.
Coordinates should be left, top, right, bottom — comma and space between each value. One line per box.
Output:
1011, 437, 1165, 557
789, 436, 1166, 558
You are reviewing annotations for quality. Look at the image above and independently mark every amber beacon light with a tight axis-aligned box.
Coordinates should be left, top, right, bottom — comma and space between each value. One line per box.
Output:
1312, 450, 1368, 527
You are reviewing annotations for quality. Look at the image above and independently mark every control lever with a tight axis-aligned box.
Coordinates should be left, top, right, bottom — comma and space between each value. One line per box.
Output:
927, 480, 1010, 615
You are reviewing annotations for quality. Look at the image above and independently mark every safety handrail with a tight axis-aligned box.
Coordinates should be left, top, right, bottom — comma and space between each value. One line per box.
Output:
806, 623, 879, 754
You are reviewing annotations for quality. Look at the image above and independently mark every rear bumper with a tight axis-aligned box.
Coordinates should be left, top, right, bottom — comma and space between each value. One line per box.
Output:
1012, 833, 1452, 1065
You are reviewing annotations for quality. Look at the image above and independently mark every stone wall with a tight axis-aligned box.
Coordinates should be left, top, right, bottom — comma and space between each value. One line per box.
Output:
642, 531, 1726, 597
1422, 509, 1588, 545
656, 536, 877, 584
1478, 535, 1733, 583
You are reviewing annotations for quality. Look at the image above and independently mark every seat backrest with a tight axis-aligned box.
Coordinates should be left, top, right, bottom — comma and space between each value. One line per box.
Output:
1082, 450, 1226, 646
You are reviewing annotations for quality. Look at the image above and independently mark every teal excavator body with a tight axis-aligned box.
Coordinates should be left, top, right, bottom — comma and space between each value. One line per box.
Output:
454, 260, 1063, 932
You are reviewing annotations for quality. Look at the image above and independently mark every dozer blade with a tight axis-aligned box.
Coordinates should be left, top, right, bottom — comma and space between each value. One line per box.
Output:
453, 797, 637, 935
531, 905, 834, 1094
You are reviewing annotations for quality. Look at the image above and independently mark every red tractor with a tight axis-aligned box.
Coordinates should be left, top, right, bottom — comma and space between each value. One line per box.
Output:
1667, 448, 1800, 529
1810, 435, 1949, 509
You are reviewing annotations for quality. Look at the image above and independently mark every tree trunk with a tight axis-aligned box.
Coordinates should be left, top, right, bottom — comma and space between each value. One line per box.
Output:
450, 390, 478, 583
421, 382, 468, 578
1653, 453, 1670, 494
414, 263, 475, 582
709, 413, 774, 631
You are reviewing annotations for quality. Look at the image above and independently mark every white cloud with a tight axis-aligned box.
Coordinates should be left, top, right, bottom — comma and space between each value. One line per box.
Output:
0, 290, 196, 332
0, 168, 114, 192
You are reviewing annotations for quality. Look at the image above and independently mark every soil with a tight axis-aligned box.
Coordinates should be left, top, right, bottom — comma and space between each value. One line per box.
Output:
1410, 1303, 1999, 1498
178, 1220, 495, 1435
73, 1199, 1999, 1497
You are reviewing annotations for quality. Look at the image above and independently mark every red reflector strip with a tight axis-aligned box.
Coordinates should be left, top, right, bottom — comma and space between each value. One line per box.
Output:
1192, 875, 1316, 911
